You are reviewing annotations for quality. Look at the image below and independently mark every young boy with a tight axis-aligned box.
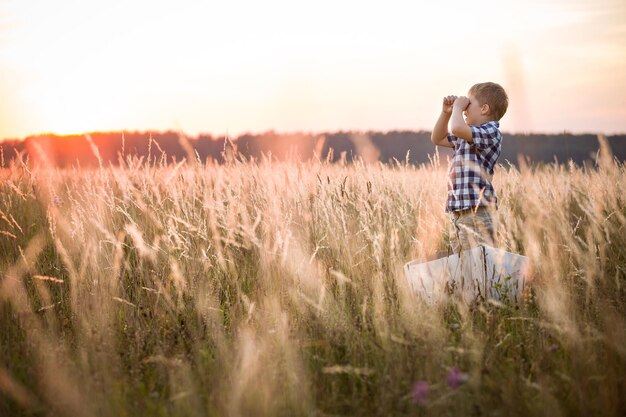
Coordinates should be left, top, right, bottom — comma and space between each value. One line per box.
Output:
430, 82, 509, 254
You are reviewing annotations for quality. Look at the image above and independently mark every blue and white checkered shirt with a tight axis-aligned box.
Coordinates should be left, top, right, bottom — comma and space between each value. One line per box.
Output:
446, 121, 502, 212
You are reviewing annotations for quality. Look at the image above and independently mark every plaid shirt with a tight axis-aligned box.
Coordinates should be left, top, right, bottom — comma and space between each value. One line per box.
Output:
445, 121, 502, 212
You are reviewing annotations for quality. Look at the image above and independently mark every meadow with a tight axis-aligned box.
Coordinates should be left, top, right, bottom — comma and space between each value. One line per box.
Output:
1, 145, 625, 416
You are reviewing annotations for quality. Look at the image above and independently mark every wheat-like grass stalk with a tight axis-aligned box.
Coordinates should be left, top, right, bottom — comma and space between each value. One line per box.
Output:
0, 152, 624, 416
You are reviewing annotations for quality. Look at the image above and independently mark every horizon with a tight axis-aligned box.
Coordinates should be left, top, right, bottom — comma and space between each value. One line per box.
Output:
3, 127, 626, 144
3, 128, 625, 170
1, 0, 625, 140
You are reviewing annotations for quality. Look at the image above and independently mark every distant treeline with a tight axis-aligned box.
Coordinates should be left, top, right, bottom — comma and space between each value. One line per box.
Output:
1, 130, 625, 168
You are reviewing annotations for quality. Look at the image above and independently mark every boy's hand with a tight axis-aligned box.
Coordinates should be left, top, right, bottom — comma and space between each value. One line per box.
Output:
453, 96, 470, 111
442, 95, 457, 114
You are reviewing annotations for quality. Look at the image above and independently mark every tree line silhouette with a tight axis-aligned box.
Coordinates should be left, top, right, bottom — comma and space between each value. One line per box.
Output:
1, 130, 625, 168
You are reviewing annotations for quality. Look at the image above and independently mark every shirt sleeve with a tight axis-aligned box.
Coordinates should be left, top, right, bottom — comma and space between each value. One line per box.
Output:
446, 132, 458, 148
470, 123, 502, 149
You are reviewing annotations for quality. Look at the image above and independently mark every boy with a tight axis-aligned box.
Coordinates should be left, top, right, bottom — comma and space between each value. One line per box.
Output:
430, 82, 509, 254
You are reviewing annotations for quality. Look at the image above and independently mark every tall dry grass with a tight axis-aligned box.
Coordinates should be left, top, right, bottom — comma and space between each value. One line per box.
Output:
0, 147, 624, 416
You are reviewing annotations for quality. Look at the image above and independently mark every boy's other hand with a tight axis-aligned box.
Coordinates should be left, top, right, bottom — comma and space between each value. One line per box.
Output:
442, 95, 458, 114
453, 96, 470, 111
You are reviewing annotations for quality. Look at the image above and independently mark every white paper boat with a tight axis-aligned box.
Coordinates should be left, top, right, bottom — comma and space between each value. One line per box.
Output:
404, 245, 530, 304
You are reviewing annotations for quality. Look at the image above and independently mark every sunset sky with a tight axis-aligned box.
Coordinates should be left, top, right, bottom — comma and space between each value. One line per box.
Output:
1, 0, 625, 140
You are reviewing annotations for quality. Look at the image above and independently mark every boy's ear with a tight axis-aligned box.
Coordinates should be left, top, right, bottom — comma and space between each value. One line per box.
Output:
480, 103, 491, 115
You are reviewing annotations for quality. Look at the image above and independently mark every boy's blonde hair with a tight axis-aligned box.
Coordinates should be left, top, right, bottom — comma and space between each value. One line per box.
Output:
469, 82, 508, 121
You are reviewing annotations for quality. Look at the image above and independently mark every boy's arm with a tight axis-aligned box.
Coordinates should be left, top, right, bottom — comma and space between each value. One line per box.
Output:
450, 97, 473, 143
431, 111, 453, 148
431, 96, 455, 148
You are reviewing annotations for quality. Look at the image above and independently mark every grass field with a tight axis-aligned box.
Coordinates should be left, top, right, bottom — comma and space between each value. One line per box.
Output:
1, 147, 625, 416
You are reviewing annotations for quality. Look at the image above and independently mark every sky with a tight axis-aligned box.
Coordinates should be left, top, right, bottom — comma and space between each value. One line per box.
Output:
0, 0, 625, 140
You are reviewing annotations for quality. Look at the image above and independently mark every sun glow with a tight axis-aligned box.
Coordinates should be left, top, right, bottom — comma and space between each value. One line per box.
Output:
1, 0, 625, 139
21, 76, 127, 136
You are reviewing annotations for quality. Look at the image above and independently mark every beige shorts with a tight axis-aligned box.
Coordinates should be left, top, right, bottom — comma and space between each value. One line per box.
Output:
449, 206, 496, 254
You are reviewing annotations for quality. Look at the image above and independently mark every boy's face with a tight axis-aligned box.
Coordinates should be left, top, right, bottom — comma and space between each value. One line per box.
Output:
463, 93, 489, 126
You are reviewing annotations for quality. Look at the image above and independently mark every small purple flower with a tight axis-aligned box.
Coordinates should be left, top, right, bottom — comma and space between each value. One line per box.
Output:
549, 344, 559, 353
412, 381, 429, 405
447, 367, 469, 389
